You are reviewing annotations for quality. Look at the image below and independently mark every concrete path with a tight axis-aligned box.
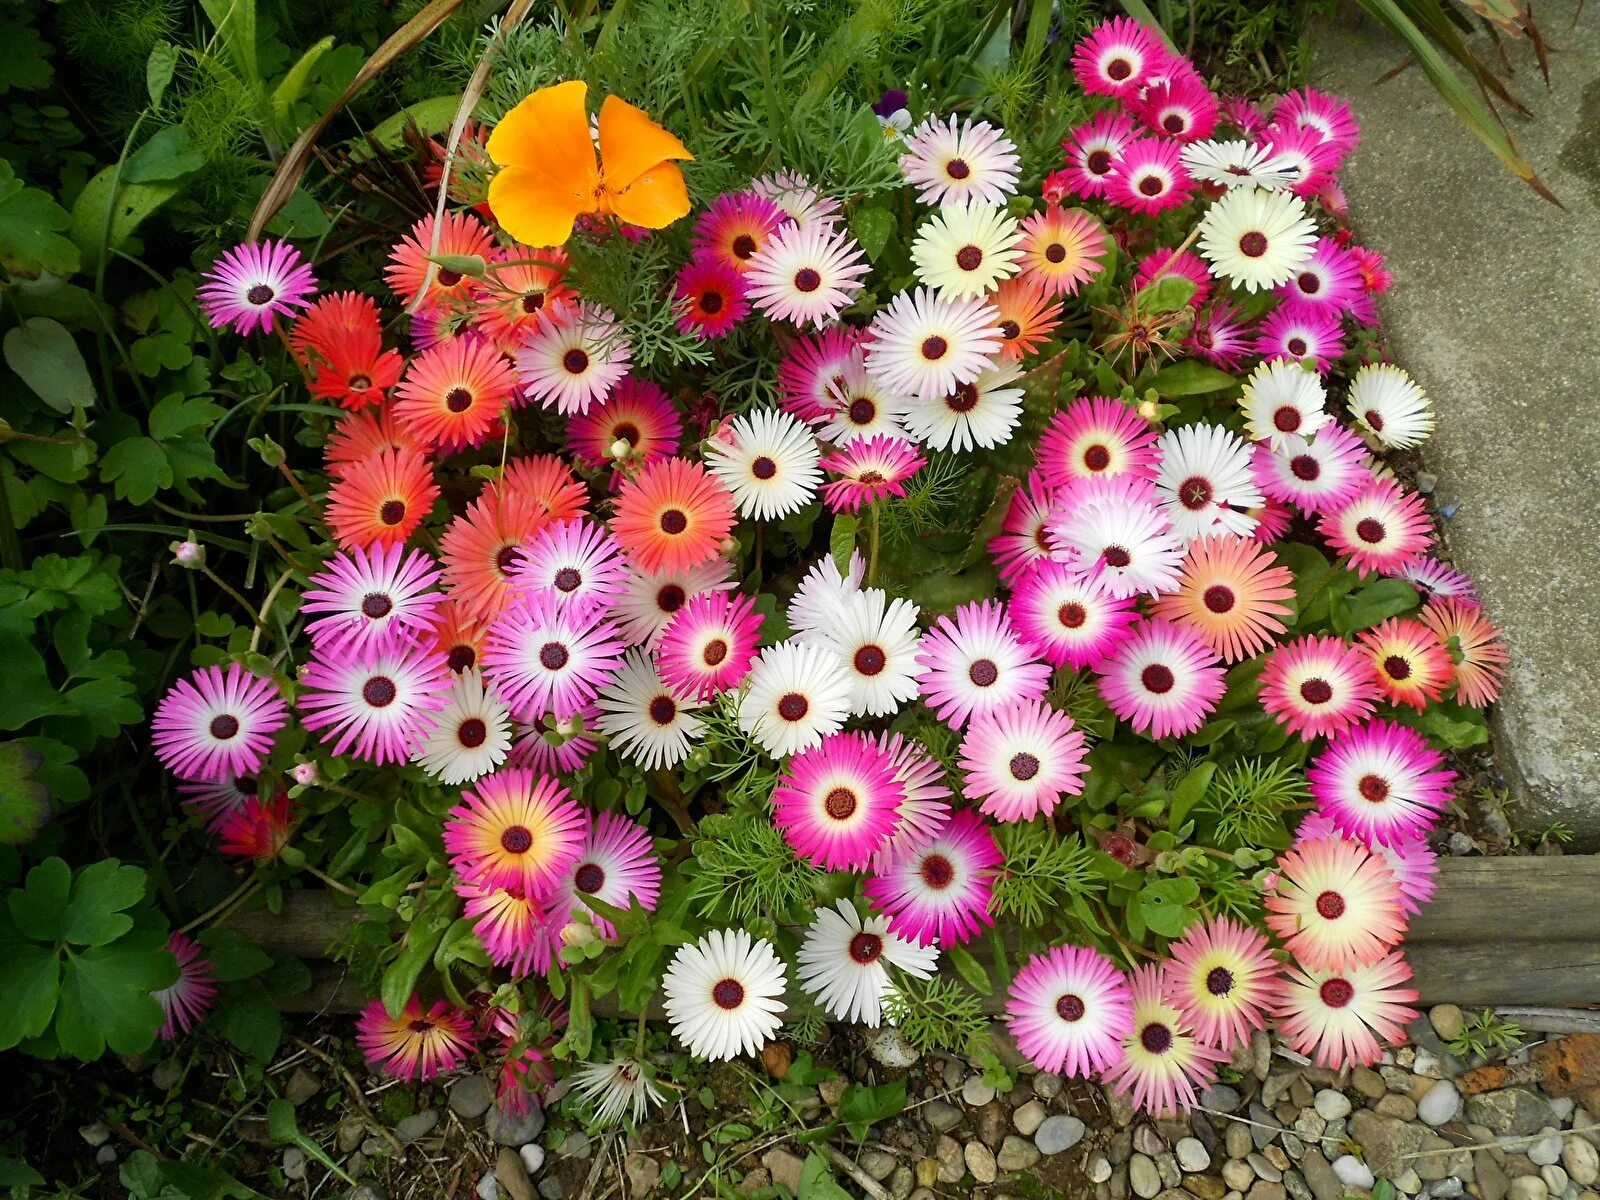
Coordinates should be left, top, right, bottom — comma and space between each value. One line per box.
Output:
1313, 4, 1600, 843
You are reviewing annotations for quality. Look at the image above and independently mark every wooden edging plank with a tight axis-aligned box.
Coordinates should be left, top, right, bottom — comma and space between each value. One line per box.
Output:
229, 857, 1600, 1013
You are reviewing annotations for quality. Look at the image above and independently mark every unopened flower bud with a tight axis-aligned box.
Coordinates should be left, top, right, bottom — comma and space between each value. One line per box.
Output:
560, 920, 597, 950
290, 762, 319, 787
609, 438, 633, 462
170, 539, 205, 569
1137, 400, 1161, 422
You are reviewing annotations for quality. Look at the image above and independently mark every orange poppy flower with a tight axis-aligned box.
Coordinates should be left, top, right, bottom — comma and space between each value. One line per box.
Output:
486, 80, 693, 247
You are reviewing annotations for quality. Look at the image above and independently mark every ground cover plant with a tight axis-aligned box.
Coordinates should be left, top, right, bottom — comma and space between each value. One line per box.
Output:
0, 0, 1517, 1192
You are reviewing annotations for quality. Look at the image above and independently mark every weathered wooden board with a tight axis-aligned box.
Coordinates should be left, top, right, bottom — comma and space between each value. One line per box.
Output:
229, 857, 1600, 1012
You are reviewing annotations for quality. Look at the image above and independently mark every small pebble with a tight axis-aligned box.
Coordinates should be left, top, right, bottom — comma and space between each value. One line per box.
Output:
282, 1147, 307, 1182
1177, 1138, 1211, 1173
1088, 1153, 1113, 1183
1539, 1165, 1566, 1194
520, 1145, 545, 1175
80, 1123, 111, 1148
962, 1076, 996, 1107
1506, 1176, 1548, 1200
394, 1110, 439, 1143
1565, 1135, 1600, 1187
1033, 1073, 1063, 1100
964, 1141, 997, 1185
1034, 1115, 1086, 1156
1313, 1091, 1351, 1122
1332, 1155, 1375, 1190
1528, 1131, 1562, 1167
1418, 1081, 1462, 1127
1130, 1153, 1161, 1199
476, 1173, 500, 1200
94, 1146, 117, 1167
1013, 1100, 1047, 1137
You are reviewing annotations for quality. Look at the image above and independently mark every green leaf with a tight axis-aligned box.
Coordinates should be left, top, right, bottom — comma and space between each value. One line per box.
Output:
1137, 876, 1201, 940
0, 740, 52, 845
196, 928, 273, 981
69, 166, 184, 272
267, 1099, 355, 1185
0, 161, 80, 278
851, 204, 894, 261
1168, 762, 1216, 833
0, 1156, 45, 1188
3, 318, 96, 413
430, 253, 488, 278
380, 916, 448, 1018
0, 930, 60, 1049
365, 95, 463, 151
1395, 701, 1490, 749
62, 859, 147, 947
212, 987, 281, 1059
1147, 360, 1237, 396
797, 1153, 853, 1200
198, 0, 261, 89
122, 127, 206, 185
55, 930, 175, 1059
1334, 577, 1420, 636
837, 1079, 906, 1141
9, 855, 71, 941
147, 42, 181, 109
830, 514, 858, 576
945, 942, 993, 996
1135, 275, 1197, 314
271, 36, 336, 126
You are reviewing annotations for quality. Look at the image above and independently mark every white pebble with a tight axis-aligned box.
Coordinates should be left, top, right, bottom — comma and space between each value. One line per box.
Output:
1564, 1134, 1600, 1186
961, 1076, 996, 1107
476, 1175, 499, 1200
1176, 1137, 1210, 1173
1333, 1155, 1375, 1190
1314, 1090, 1353, 1121
520, 1144, 545, 1175
1418, 1080, 1462, 1127
1529, 1129, 1563, 1167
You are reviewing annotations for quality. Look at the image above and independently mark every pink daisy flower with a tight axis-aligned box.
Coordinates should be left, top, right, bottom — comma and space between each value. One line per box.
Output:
674, 254, 748, 339
508, 706, 600, 775
864, 809, 1001, 948
1357, 616, 1454, 711
773, 731, 904, 870
1005, 944, 1134, 1077
301, 543, 444, 656
1296, 811, 1438, 919
1275, 237, 1362, 313
988, 473, 1058, 585
745, 220, 870, 328
515, 301, 632, 416
777, 326, 863, 427
1072, 17, 1170, 98
357, 996, 477, 1082
819, 436, 926, 514
1035, 396, 1161, 489
1133, 72, 1220, 142
1256, 123, 1342, 198
1185, 301, 1254, 371
1096, 618, 1226, 741
655, 591, 762, 701
611, 558, 735, 649
154, 932, 218, 1040
915, 600, 1051, 730
1048, 476, 1186, 599
1161, 917, 1280, 1051
1220, 95, 1268, 137
1419, 598, 1508, 708
298, 644, 450, 765
1251, 497, 1296, 545
1394, 557, 1476, 605
1012, 559, 1139, 670
554, 810, 662, 939
1252, 426, 1370, 517
1060, 110, 1140, 199
1252, 301, 1347, 373
867, 731, 954, 869
1258, 634, 1379, 741
1318, 476, 1434, 578
960, 698, 1089, 823
197, 239, 316, 335
1102, 964, 1227, 1117
482, 591, 627, 721
1348, 245, 1393, 325
1275, 952, 1418, 1070
444, 768, 587, 895
1271, 87, 1361, 158
152, 664, 289, 783
1308, 720, 1456, 848
458, 879, 553, 977
1133, 248, 1212, 308
1106, 139, 1195, 214
566, 375, 683, 475
511, 518, 629, 619
1265, 836, 1406, 972
692, 191, 790, 274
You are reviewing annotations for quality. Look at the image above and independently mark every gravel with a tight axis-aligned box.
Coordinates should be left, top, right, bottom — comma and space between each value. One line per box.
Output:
1034, 1114, 1086, 1156
1418, 1080, 1462, 1127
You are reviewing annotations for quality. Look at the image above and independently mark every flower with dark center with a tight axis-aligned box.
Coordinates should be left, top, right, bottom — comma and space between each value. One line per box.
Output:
659, 509, 689, 535
699, 290, 724, 314
1140, 1023, 1173, 1053
1009, 752, 1040, 781
562, 348, 590, 374
946, 158, 971, 180
1058, 602, 1087, 629
1274, 407, 1301, 432
1314, 890, 1346, 920
553, 567, 583, 592
648, 696, 676, 725
823, 787, 858, 820
1083, 443, 1112, 471
1056, 993, 1086, 1022
1086, 149, 1113, 175
456, 718, 487, 748
1141, 664, 1175, 694
1382, 655, 1411, 680
447, 645, 477, 672
1355, 517, 1386, 544
1103, 545, 1132, 568
246, 284, 275, 306
920, 335, 948, 361
702, 638, 729, 667
1106, 57, 1133, 81
446, 387, 473, 413
1291, 454, 1321, 481
209, 714, 240, 740
777, 692, 809, 721
848, 397, 876, 425
1238, 231, 1269, 258
1358, 774, 1389, 802
1203, 585, 1235, 614
794, 268, 822, 293
848, 932, 883, 964
712, 978, 746, 1009
380, 500, 407, 526
1299, 678, 1333, 705
853, 645, 886, 675
657, 584, 686, 613
920, 854, 955, 889
1206, 967, 1235, 996
495, 544, 521, 575
500, 825, 534, 854
362, 593, 394, 619
968, 658, 999, 687
1319, 978, 1354, 1008
955, 245, 984, 271
750, 456, 778, 480
363, 676, 397, 707
1180, 476, 1214, 510
945, 382, 980, 413
574, 862, 605, 893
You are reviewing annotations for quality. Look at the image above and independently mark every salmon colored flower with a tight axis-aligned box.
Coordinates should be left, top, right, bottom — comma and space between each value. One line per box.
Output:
325, 448, 439, 550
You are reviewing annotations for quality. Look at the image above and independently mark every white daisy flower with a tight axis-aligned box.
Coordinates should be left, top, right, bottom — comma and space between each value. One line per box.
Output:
412, 668, 512, 784
1240, 359, 1331, 449
1154, 423, 1265, 541
703, 408, 822, 521
900, 114, 1021, 207
593, 648, 704, 770
797, 587, 923, 718
737, 640, 852, 759
1346, 363, 1434, 449
611, 559, 735, 648
864, 287, 1005, 402
745, 221, 870, 327
570, 1057, 666, 1126
1180, 139, 1301, 190
786, 551, 866, 636
516, 301, 632, 415
1049, 490, 1186, 599
795, 899, 938, 1026
662, 928, 788, 1061
819, 359, 913, 446
902, 359, 1024, 453
1196, 187, 1317, 293
910, 202, 1024, 300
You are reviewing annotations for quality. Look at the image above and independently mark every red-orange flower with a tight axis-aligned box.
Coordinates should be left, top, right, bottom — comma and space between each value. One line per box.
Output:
393, 339, 518, 454
610, 457, 735, 575
325, 448, 439, 549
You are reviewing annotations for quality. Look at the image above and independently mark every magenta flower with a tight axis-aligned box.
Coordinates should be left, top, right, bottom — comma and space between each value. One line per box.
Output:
297, 643, 450, 765
863, 809, 1001, 948
1005, 944, 1133, 1078
152, 664, 289, 783
153, 932, 218, 1040
197, 240, 316, 335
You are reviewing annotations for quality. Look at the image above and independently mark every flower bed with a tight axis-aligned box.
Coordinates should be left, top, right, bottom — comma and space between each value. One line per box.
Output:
66, 10, 1521, 1139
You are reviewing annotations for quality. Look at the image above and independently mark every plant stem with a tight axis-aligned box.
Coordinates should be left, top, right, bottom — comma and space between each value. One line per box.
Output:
301, 863, 358, 896
201, 563, 268, 633
867, 500, 882, 586
179, 877, 262, 935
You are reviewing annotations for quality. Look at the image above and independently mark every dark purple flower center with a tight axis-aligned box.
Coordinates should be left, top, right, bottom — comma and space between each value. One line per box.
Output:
1356, 517, 1386, 544
1058, 602, 1087, 629
1383, 654, 1411, 681
968, 658, 999, 687
699, 289, 725, 314
1056, 994, 1086, 1022
1206, 967, 1235, 996
246, 284, 275, 306
539, 642, 570, 671
1291, 455, 1321, 481
1274, 406, 1301, 432
362, 676, 397, 707
362, 592, 394, 619
1315, 890, 1346, 920
658, 584, 687, 613
751, 456, 778, 480
1044, 242, 1067, 264
955, 245, 983, 271
712, 978, 745, 1009
553, 567, 583, 593
1102, 544, 1132, 568
1359, 773, 1390, 802
945, 158, 971, 180
920, 854, 955, 889
946, 382, 979, 413
853, 645, 886, 676
1141, 1023, 1173, 1053
649, 695, 676, 724
457, 718, 487, 748
1238, 231, 1269, 258
824, 787, 858, 821
1204, 585, 1235, 614
380, 500, 407, 526
659, 508, 689, 535
562, 348, 590, 374
501, 825, 533, 854
447, 645, 477, 672
849, 397, 876, 425
1086, 149, 1114, 176
777, 692, 809, 722
920, 335, 948, 361
732, 234, 758, 260
849, 932, 883, 964
209, 714, 240, 740
613, 421, 641, 445
702, 638, 729, 667
1141, 664, 1175, 694
1180, 476, 1214, 510
1009, 752, 1040, 781
446, 387, 473, 413
1106, 57, 1133, 81
1083, 443, 1112, 472
794, 267, 823, 293
574, 862, 605, 893
1299, 677, 1333, 705
1320, 978, 1354, 1008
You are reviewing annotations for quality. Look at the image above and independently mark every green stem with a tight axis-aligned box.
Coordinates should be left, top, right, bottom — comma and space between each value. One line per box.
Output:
201, 563, 266, 633
867, 500, 882, 587
0, 464, 22, 570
